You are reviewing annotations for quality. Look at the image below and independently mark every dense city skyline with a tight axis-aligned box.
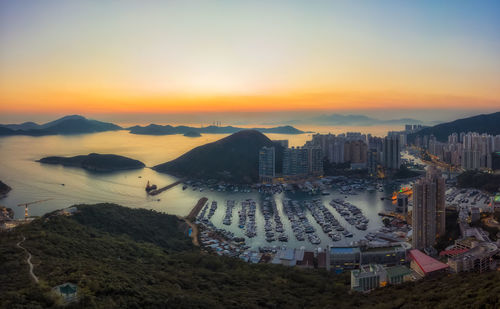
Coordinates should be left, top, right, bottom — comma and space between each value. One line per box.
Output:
1, 1, 499, 117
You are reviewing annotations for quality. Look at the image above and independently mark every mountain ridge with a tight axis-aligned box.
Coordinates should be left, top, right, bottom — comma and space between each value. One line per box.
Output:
128, 124, 305, 135
153, 130, 284, 183
408, 111, 500, 142
0, 115, 122, 136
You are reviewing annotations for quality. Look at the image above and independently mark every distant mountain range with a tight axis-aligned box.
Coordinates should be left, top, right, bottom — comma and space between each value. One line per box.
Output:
276, 113, 425, 126
128, 124, 305, 135
408, 111, 500, 142
38, 153, 145, 172
0, 115, 122, 136
153, 130, 284, 183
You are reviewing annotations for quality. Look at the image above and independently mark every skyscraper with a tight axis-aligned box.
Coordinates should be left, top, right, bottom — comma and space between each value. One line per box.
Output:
283, 147, 309, 177
258, 146, 275, 182
306, 146, 323, 176
412, 166, 446, 249
383, 136, 401, 170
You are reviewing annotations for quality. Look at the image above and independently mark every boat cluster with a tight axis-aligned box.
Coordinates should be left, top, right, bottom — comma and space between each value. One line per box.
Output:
198, 202, 209, 221
283, 199, 321, 244
330, 199, 369, 231
182, 180, 253, 193
261, 198, 288, 242
243, 199, 257, 238
223, 200, 235, 225
207, 201, 217, 219
304, 199, 344, 241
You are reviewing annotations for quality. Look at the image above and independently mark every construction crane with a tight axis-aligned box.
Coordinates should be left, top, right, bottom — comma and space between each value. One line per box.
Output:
17, 198, 53, 220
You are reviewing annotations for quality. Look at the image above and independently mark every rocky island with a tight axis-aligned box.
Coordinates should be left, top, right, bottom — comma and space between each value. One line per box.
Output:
128, 124, 306, 135
183, 131, 202, 137
153, 130, 284, 183
0, 180, 11, 197
0, 115, 122, 136
38, 153, 145, 172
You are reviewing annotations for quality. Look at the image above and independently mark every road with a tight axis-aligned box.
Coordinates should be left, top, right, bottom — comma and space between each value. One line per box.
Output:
16, 236, 39, 283
184, 219, 200, 246
186, 197, 208, 221
483, 217, 500, 229
182, 197, 208, 246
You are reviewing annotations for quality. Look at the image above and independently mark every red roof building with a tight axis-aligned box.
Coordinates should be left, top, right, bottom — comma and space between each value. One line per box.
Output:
297, 251, 315, 268
409, 249, 448, 276
317, 252, 327, 269
439, 248, 469, 258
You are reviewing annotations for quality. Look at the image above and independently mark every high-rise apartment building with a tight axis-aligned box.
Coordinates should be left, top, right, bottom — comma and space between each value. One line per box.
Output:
282, 146, 323, 178
383, 136, 401, 170
306, 146, 323, 176
258, 146, 275, 182
412, 166, 446, 249
283, 147, 309, 177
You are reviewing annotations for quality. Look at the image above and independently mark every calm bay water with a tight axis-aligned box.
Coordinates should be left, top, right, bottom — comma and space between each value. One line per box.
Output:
0, 124, 404, 249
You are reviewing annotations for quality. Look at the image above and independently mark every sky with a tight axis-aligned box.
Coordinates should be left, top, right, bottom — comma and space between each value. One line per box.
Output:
0, 0, 499, 123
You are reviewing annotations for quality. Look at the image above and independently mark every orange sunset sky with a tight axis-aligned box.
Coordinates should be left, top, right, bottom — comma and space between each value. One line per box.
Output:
0, 1, 499, 120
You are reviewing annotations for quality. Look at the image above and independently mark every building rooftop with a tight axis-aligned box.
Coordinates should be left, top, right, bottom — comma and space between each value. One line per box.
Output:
439, 248, 469, 257
330, 247, 360, 254
279, 248, 295, 261
409, 249, 449, 274
385, 265, 411, 278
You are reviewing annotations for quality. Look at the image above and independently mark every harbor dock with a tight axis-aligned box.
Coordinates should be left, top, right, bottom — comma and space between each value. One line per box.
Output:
147, 180, 183, 196
186, 197, 208, 221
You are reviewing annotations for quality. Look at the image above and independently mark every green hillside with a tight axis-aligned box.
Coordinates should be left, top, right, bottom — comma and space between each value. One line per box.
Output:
408, 111, 500, 142
1, 203, 500, 308
38, 153, 145, 172
153, 130, 284, 183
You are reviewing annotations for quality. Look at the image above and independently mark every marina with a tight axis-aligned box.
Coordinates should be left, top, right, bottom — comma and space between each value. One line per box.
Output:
0, 130, 416, 251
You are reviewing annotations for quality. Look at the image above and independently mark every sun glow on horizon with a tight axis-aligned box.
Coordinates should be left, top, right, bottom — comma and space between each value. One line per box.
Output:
1, 1, 499, 115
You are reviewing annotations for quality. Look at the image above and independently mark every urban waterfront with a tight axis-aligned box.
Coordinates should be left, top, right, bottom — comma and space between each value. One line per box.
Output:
0, 127, 408, 249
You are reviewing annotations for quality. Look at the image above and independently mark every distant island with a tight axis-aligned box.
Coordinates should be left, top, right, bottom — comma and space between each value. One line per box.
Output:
38, 153, 145, 172
303, 113, 424, 126
0, 180, 11, 197
408, 111, 500, 142
128, 124, 305, 135
153, 130, 284, 183
0, 115, 122, 136
183, 131, 202, 137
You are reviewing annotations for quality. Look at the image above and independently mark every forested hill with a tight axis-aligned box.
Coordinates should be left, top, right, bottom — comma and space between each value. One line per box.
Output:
128, 124, 305, 135
0, 180, 11, 196
0, 115, 122, 136
1, 203, 500, 308
408, 111, 500, 142
38, 153, 145, 172
153, 130, 285, 183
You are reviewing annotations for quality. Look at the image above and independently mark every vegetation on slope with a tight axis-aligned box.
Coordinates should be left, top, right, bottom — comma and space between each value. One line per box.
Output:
128, 124, 304, 135
392, 165, 423, 179
1, 203, 500, 308
457, 170, 500, 193
153, 130, 284, 183
0, 180, 11, 196
408, 111, 500, 142
38, 153, 145, 172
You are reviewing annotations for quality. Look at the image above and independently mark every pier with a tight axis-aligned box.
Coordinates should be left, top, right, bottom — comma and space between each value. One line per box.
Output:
183, 197, 208, 246
186, 197, 208, 221
147, 180, 183, 196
